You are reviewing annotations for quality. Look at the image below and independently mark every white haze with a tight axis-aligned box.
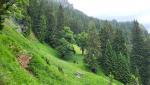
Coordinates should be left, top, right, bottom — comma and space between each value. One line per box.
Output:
68, 0, 150, 33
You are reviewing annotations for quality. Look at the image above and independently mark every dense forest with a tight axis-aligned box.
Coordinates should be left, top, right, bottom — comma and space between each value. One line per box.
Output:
0, 0, 150, 85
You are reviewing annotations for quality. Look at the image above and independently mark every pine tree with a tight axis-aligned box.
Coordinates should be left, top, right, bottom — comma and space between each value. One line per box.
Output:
141, 36, 150, 85
103, 41, 131, 84
100, 26, 131, 84
131, 21, 149, 85
114, 53, 131, 83
112, 29, 131, 84
56, 5, 65, 35
99, 21, 113, 55
112, 29, 128, 56
45, 14, 57, 46
38, 15, 47, 41
102, 41, 114, 74
145, 37, 150, 85
84, 21, 101, 73
28, 0, 41, 40
131, 21, 144, 74
52, 4, 65, 47
99, 21, 114, 70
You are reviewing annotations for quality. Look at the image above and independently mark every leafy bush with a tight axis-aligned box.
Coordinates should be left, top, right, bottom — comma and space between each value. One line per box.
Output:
56, 38, 74, 59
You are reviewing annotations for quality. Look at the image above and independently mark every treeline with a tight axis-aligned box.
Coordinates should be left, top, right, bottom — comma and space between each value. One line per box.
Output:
0, 0, 15, 30
0, 0, 150, 85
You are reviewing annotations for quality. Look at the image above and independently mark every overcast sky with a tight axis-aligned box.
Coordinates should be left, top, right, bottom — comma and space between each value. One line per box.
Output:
68, 0, 150, 33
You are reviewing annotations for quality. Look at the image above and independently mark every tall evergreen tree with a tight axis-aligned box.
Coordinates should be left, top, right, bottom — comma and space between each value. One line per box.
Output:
84, 21, 101, 73
99, 21, 114, 69
103, 40, 131, 84
131, 21, 149, 85
28, 0, 42, 40
44, 2, 57, 46
56, 5, 65, 34
99, 21, 113, 55
112, 29, 131, 84
45, 14, 57, 46
112, 29, 128, 56
52, 4, 65, 47
145, 36, 150, 85
38, 15, 47, 41
113, 53, 131, 84
100, 25, 131, 84
102, 40, 114, 74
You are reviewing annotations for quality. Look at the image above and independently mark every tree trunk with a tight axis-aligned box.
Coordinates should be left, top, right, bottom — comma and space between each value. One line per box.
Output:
0, 3, 4, 30
81, 47, 84, 55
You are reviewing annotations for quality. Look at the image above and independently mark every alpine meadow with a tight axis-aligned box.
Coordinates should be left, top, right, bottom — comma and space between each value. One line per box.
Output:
0, 0, 150, 85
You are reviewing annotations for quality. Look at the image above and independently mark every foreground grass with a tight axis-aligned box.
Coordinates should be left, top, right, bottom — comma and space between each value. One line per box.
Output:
0, 19, 123, 85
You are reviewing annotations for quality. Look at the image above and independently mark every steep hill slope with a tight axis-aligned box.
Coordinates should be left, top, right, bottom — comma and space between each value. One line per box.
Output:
0, 18, 123, 85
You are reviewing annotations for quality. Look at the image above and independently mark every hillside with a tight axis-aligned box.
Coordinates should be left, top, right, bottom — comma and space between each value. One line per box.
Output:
1, 0, 150, 85
0, 18, 123, 85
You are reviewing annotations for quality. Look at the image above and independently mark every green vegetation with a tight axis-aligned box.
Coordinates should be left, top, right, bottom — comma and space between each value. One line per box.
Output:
0, 0, 150, 85
84, 21, 101, 73
130, 21, 150, 85
0, 18, 123, 85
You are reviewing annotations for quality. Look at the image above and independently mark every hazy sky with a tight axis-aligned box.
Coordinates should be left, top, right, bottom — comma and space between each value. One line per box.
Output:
68, 0, 150, 32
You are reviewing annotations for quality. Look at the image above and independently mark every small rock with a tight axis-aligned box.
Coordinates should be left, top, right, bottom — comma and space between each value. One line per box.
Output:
74, 71, 84, 79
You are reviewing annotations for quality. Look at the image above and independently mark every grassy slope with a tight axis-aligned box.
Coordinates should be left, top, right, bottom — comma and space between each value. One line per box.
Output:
0, 18, 123, 85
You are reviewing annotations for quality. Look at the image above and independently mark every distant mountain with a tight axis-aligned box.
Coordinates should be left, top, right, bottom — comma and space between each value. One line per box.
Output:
144, 23, 150, 33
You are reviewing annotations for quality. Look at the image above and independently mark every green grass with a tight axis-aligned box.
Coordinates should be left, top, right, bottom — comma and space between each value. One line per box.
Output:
0, 18, 123, 85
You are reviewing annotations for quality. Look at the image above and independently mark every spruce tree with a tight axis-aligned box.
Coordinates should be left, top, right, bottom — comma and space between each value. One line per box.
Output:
56, 5, 65, 35
28, 0, 42, 40
45, 14, 57, 46
131, 21, 149, 85
131, 21, 144, 74
84, 21, 101, 73
141, 36, 150, 85
112, 29, 128, 56
38, 15, 47, 41
102, 40, 114, 74
112, 29, 131, 84
99, 21, 113, 55
99, 21, 114, 70
52, 4, 65, 47
145, 37, 150, 85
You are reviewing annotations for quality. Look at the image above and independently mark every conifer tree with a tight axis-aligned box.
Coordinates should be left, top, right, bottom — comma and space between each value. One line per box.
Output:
131, 21, 149, 85
57, 5, 65, 35
112, 29, 131, 84
145, 37, 150, 85
99, 21, 114, 70
112, 29, 128, 56
38, 15, 47, 41
84, 21, 101, 73
45, 14, 57, 46
52, 5, 65, 47
102, 40, 114, 74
